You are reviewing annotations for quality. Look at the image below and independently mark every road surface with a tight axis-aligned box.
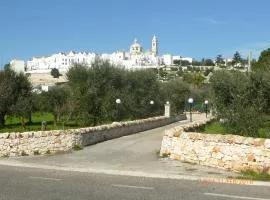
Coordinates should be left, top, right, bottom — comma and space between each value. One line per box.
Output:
0, 114, 269, 199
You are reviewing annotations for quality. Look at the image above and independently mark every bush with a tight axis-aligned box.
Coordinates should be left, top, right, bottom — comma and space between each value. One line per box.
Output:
73, 144, 83, 151
210, 70, 265, 137
51, 68, 61, 78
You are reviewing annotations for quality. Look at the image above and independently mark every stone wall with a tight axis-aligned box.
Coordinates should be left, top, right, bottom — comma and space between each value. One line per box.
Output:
0, 115, 186, 157
160, 119, 270, 173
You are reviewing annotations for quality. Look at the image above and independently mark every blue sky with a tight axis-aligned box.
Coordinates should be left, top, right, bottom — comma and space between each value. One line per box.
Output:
1, 0, 270, 66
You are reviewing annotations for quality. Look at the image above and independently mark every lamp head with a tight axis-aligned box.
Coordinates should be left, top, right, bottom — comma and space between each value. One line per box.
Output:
116, 99, 121, 104
188, 98, 194, 104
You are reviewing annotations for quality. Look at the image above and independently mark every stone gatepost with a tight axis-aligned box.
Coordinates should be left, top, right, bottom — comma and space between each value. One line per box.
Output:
164, 102, 170, 117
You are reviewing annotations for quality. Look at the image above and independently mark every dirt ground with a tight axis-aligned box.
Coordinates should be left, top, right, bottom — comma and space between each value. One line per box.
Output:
27, 73, 68, 86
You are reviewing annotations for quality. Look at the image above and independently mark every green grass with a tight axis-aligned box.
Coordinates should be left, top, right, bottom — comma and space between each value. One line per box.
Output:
203, 120, 270, 138
5, 112, 54, 125
204, 121, 227, 135
0, 112, 162, 133
73, 144, 83, 151
257, 115, 270, 138
0, 121, 81, 133
0, 112, 81, 133
155, 150, 170, 158
234, 170, 270, 182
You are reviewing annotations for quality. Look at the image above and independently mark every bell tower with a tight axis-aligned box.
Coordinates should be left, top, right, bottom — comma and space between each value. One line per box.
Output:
152, 35, 158, 56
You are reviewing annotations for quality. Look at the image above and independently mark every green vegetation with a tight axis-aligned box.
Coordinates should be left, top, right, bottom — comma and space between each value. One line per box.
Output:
33, 150, 40, 155
235, 169, 270, 182
0, 64, 32, 127
210, 69, 270, 137
215, 54, 225, 67
0, 112, 80, 133
21, 151, 28, 156
66, 61, 164, 126
2, 47, 270, 139
45, 150, 51, 155
204, 121, 227, 135
73, 144, 83, 151
183, 72, 206, 87
160, 152, 170, 158
5, 112, 53, 124
156, 150, 170, 158
2, 153, 9, 158
204, 119, 270, 138
51, 68, 61, 78
252, 48, 270, 72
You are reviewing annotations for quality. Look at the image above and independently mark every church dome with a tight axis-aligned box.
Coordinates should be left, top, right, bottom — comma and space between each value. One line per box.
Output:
130, 38, 143, 54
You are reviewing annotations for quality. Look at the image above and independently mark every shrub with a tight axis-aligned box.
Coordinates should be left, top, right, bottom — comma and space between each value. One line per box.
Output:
21, 151, 29, 156
45, 150, 51, 155
210, 70, 265, 137
73, 144, 83, 151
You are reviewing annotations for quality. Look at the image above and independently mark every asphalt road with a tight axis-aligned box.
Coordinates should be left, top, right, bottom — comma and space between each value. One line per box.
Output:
1, 114, 237, 180
1, 114, 269, 199
0, 165, 269, 200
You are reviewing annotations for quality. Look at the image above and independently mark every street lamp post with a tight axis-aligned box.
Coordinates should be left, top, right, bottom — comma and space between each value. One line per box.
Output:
149, 100, 154, 116
204, 100, 209, 118
115, 98, 121, 121
188, 98, 194, 122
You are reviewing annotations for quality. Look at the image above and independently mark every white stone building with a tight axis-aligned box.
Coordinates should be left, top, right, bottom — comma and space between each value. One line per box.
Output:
10, 35, 193, 72
26, 51, 97, 72
10, 59, 25, 73
162, 55, 193, 66
163, 54, 173, 65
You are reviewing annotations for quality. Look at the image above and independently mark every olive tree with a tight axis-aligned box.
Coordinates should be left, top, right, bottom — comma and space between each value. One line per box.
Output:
0, 66, 32, 127
210, 70, 265, 136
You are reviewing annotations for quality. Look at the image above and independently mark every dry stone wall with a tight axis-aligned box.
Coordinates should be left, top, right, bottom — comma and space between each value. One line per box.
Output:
0, 115, 186, 157
160, 118, 270, 173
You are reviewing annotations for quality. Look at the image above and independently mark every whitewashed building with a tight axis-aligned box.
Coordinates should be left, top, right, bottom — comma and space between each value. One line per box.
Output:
10, 59, 25, 73
26, 51, 97, 72
10, 35, 193, 72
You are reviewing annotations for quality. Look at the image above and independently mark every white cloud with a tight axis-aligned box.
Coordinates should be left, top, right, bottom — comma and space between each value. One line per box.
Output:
195, 17, 226, 25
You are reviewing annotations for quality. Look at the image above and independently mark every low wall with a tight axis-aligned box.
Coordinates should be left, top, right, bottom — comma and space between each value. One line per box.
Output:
160, 119, 270, 173
0, 115, 186, 157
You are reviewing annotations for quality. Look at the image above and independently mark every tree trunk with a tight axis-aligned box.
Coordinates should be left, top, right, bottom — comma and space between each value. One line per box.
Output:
20, 116, 25, 128
0, 112, 6, 127
54, 115, 57, 127
28, 112, 32, 124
